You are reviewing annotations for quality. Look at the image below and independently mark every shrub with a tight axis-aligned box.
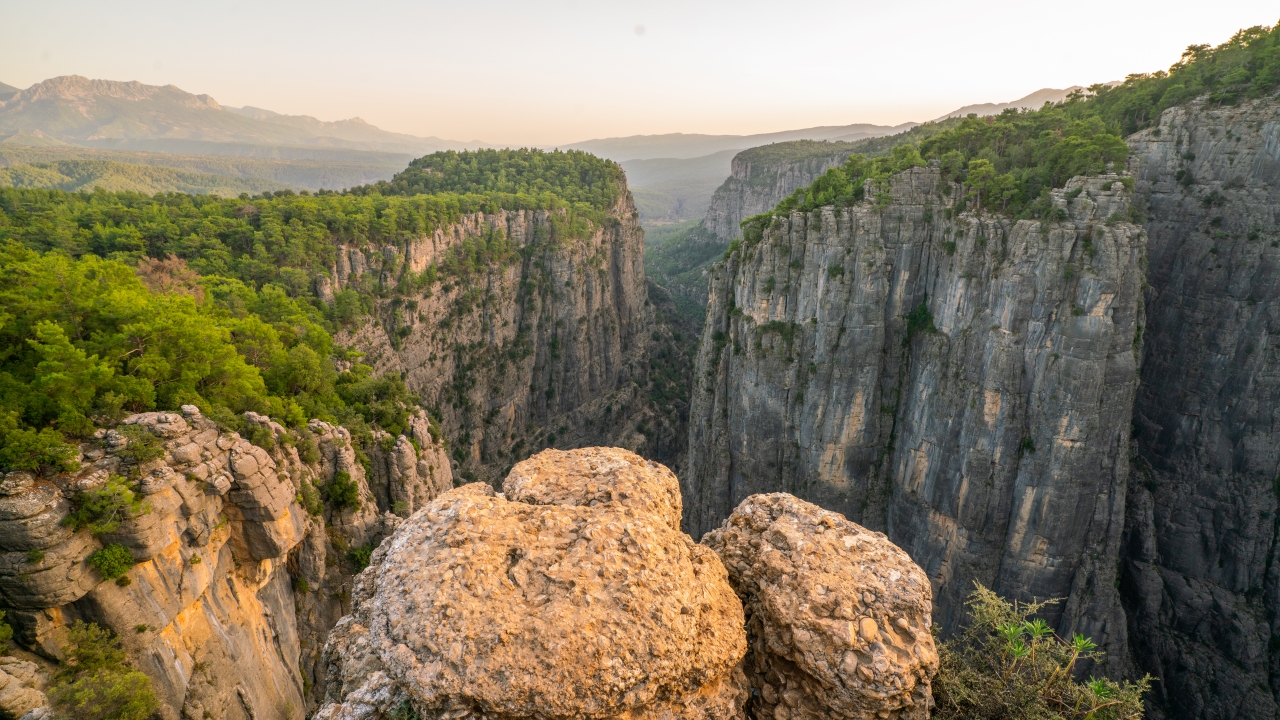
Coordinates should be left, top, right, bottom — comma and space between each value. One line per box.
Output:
292, 576, 310, 595
26, 548, 45, 564
321, 471, 361, 512
63, 476, 150, 534
115, 425, 165, 465
348, 544, 375, 572
49, 621, 159, 720
933, 584, 1150, 719
906, 301, 937, 339
87, 544, 135, 581
298, 480, 324, 516
0, 611, 12, 654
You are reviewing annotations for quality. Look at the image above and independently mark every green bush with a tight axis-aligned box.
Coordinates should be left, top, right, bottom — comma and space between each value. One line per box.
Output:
87, 543, 135, 581
63, 475, 150, 535
0, 610, 13, 654
50, 621, 159, 720
321, 470, 361, 512
348, 544, 375, 572
114, 425, 164, 465
933, 584, 1150, 719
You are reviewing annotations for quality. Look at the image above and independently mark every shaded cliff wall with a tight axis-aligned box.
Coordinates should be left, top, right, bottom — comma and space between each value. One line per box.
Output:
1122, 96, 1280, 719
332, 183, 689, 483
686, 166, 1147, 667
0, 407, 450, 720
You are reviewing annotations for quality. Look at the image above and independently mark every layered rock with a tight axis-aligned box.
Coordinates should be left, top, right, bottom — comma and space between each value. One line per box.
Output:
1122, 96, 1280, 719
332, 181, 688, 483
704, 494, 938, 720
686, 165, 1147, 666
315, 468, 748, 719
701, 141, 864, 243
0, 406, 451, 719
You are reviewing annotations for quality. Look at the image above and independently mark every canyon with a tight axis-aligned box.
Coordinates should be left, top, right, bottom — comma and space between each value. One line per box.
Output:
684, 95, 1280, 718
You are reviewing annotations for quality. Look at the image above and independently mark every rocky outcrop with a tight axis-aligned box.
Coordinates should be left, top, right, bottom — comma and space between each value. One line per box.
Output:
315, 457, 749, 720
0, 406, 451, 720
686, 165, 1147, 667
317, 448, 939, 720
504, 446, 684, 531
332, 180, 688, 484
704, 494, 938, 720
701, 141, 863, 243
1121, 96, 1280, 719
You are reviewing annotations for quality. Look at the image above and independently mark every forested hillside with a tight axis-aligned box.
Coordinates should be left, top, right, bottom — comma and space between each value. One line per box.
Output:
0, 148, 637, 477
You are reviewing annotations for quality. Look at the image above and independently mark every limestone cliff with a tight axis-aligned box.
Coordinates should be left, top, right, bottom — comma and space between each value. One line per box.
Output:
685, 165, 1147, 669
1122, 95, 1280, 719
0, 407, 450, 719
701, 142, 863, 243
330, 180, 689, 484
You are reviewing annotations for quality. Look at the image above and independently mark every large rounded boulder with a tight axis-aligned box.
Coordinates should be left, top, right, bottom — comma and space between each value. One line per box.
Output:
702, 494, 939, 720
503, 447, 683, 531
316, 476, 747, 720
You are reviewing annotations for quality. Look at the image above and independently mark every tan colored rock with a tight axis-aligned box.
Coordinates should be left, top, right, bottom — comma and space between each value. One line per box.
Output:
703, 494, 938, 720
503, 447, 683, 531
0, 661, 45, 720
316, 474, 747, 720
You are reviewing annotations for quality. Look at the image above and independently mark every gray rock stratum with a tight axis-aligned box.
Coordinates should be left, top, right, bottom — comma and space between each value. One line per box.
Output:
1122, 96, 1280, 719
686, 165, 1147, 670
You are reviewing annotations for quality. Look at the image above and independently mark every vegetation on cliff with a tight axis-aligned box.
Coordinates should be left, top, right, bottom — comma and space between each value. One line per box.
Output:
743, 21, 1280, 232
49, 621, 158, 720
351, 148, 625, 216
0, 147, 629, 473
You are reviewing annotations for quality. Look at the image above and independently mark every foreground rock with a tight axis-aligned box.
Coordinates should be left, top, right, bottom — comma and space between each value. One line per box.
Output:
316, 477, 747, 719
704, 494, 938, 720
503, 447, 684, 530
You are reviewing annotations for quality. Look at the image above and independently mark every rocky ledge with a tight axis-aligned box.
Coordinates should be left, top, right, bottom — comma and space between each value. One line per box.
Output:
316, 447, 937, 720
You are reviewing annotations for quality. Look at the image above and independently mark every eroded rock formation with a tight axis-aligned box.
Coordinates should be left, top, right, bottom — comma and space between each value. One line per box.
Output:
686, 166, 1147, 668
704, 494, 938, 720
0, 406, 451, 719
315, 463, 748, 719
316, 448, 939, 720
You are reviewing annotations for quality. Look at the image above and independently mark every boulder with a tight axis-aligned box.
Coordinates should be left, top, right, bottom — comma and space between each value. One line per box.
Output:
316, 477, 747, 719
702, 494, 938, 720
503, 447, 683, 531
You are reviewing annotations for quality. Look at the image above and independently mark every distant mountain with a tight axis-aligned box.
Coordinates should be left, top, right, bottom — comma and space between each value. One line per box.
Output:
0, 82, 19, 103
0, 157, 294, 195
0, 76, 481, 157
0, 145, 408, 192
562, 122, 916, 161
932, 85, 1118, 122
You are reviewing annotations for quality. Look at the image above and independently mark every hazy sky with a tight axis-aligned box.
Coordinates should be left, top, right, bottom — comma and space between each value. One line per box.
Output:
2, 1, 1277, 145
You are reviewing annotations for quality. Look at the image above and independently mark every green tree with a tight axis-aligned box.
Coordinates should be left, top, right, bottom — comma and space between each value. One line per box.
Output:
49, 621, 159, 720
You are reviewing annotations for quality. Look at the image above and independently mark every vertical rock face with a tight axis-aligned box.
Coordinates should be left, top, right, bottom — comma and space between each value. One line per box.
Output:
333, 183, 687, 483
686, 166, 1147, 664
701, 142, 863, 243
0, 407, 451, 720
1122, 96, 1280, 719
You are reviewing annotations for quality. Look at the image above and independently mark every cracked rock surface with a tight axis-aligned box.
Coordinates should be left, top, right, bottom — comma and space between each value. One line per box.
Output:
704, 494, 938, 720
316, 472, 748, 720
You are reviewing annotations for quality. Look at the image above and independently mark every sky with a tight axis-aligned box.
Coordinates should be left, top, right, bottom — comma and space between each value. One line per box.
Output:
2, 1, 1277, 146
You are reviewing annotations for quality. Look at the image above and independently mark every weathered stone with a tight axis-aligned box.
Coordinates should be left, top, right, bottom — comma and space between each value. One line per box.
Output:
704, 494, 938, 720
504, 446, 684, 530
315, 473, 748, 720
